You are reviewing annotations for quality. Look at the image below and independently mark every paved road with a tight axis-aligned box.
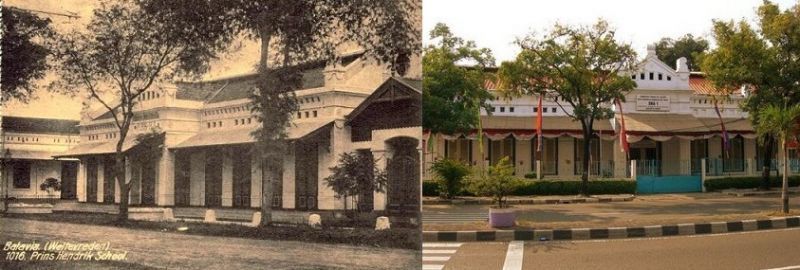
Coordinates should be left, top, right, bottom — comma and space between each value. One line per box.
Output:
0, 218, 419, 270
424, 194, 800, 230
427, 227, 800, 270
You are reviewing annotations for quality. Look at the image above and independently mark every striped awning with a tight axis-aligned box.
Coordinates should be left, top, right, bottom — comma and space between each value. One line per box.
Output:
171, 121, 333, 149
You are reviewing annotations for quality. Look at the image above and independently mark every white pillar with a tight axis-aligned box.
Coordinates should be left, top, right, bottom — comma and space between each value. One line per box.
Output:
157, 146, 175, 206
701, 158, 707, 192
280, 148, 294, 209
221, 151, 233, 207
77, 159, 86, 202
613, 139, 628, 178
373, 149, 388, 211
97, 162, 105, 203
630, 160, 637, 180
536, 160, 542, 180
251, 153, 263, 208
189, 151, 205, 206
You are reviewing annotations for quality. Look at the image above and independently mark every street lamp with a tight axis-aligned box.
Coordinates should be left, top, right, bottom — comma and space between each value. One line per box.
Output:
2, 149, 10, 213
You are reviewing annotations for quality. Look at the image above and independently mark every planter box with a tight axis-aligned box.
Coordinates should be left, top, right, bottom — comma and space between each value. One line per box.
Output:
489, 207, 516, 228
7, 203, 54, 214
128, 207, 168, 221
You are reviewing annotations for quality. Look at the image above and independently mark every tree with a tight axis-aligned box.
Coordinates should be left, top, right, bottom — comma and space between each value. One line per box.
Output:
52, 1, 229, 222
430, 158, 471, 199
497, 20, 637, 196
136, 0, 420, 226
423, 23, 494, 135
465, 157, 522, 208
1, 7, 54, 103
324, 151, 387, 225
700, 0, 800, 191
654, 34, 709, 71
754, 103, 800, 213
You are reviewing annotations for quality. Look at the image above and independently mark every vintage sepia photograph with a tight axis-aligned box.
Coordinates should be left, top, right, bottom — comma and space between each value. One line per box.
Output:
1, 0, 421, 269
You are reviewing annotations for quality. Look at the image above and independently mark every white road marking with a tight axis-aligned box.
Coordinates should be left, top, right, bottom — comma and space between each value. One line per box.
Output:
423, 249, 457, 254
423, 242, 463, 270
423, 243, 464, 248
763, 265, 800, 270
502, 241, 524, 270
423, 256, 452, 262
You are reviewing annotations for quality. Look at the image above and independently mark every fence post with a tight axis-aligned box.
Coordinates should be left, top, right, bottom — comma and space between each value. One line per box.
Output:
630, 160, 636, 181
536, 160, 542, 180
701, 158, 707, 192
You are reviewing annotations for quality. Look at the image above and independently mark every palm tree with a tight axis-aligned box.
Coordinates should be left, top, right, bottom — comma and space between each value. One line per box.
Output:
755, 103, 800, 213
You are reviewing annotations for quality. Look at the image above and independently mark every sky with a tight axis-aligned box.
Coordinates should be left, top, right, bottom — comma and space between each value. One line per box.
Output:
4, 0, 260, 120
423, 0, 797, 64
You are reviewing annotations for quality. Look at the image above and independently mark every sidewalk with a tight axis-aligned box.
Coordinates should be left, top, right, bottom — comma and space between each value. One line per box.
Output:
423, 194, 634, 205
423, 192, 800, 231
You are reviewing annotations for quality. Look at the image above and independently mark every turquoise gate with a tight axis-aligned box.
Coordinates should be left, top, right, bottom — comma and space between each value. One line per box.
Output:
635, 160, 703, 194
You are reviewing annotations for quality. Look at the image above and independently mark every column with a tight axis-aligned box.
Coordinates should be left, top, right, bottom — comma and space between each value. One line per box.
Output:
317, 121, 346, 210
373, 149, 388, 211
189, 150, 205, 206
157, 146, 175, 206
613, 139, 627, 178
221, 150, 233, 207
250, 154, 263, 208
279, 148, 294, 209
77, 159, 86, 202
679, 138, 691, 175
97, 162, 105, 203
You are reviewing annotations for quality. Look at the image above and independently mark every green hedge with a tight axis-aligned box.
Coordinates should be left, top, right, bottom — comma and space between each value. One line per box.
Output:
704, 176, 800, 191
423, 179, 635, 196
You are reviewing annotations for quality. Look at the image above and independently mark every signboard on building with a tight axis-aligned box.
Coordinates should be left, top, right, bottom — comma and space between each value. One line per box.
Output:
636, 95, 670, 112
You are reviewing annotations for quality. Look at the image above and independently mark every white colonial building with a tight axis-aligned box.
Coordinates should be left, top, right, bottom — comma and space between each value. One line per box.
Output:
426, 46, 770, 184
0, 116, 80, 200
56, 52, 421, 219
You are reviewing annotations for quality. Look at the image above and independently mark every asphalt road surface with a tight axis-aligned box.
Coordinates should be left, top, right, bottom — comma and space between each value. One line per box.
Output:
426, 227, 800, 270
0, 218, 419, 270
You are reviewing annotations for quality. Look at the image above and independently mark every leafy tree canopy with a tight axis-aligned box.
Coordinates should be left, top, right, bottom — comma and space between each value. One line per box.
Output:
654, 34, 709, 71
497, 20, 637, 196
497, 20, 637, 128
1, 7, 54, 103
423, 23, 494, 134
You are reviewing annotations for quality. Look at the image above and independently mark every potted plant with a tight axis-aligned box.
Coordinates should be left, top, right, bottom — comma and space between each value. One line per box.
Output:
39, 178, 61, 197
466, 157, 524, 228
431, 158, 471, 199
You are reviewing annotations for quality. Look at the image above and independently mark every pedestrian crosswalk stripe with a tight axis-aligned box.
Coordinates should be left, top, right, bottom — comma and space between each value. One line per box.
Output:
422, 265, 445, 270
502, 241, 525, 270
423, 249, 457, 254
423, 243, 463, 248
423, 256, 451, 261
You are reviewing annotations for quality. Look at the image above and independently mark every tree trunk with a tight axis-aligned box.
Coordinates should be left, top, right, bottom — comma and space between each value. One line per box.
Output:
258, 24, 275, 227
782, 139, 789, 214
760, 135, 775, 191
260, 157, 274, 226
115, 130, 130, 222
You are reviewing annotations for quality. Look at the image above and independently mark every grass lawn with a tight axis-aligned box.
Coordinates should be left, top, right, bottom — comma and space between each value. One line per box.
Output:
3, 212, 420, 250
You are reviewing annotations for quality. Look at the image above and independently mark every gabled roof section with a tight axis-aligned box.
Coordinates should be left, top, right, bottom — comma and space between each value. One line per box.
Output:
2, 116, 79, 135
346, 76, 421, 125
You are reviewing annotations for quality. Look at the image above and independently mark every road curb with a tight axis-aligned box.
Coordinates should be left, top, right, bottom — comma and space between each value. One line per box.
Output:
422, 216, 800, 242
423, 196, 635, 205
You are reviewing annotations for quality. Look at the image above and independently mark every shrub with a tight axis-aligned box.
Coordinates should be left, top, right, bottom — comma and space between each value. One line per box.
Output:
423, 179, 635, 196
465, 157, 525, 208
422, 181, 439, 196
704, 176, 800, 191
524, 172, 537, 179
430, 158, 471, 199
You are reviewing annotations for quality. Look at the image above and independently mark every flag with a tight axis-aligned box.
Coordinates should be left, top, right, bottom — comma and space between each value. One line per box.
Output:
536, 94, 543, 152
615, 98, 629, 153
713, 100, 730, 150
